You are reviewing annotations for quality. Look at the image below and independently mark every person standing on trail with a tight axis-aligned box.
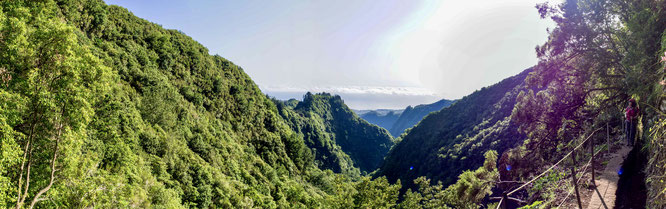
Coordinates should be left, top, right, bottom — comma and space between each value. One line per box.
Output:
625, 98, 639, 146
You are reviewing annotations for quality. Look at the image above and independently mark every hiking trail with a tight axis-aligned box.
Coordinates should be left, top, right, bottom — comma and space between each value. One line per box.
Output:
586, 145, 631, 209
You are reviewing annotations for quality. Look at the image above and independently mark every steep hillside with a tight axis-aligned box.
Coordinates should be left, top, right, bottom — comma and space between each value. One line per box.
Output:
377, 69, 530, 190
389, 99, 455, 137
274, 93, 394, 174
498, 1, 666, 207
9, 0, 666, 208
0, 1, 332, 207
358, 110, 401, 132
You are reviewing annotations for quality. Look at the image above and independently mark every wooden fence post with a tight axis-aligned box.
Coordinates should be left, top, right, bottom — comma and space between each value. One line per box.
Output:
571, 151, 583, 209
590, 135, 596, 186
500, 192, 507, 209
607, 122, 610, 157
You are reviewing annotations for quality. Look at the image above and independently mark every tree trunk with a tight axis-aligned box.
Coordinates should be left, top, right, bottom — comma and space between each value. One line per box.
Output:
28, 104, 65, 209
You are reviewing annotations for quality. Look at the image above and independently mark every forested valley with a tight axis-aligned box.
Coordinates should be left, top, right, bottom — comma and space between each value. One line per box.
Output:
1, 0, 666, 208
358, 99, 455, 138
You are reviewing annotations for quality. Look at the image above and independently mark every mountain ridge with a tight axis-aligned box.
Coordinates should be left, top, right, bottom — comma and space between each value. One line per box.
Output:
377, 68, 531, 191
273, 92, 394, 175
0, 1, 337, 207
356, 99, 456, 138
389, 99, 456, 137
357, 110, 401, 133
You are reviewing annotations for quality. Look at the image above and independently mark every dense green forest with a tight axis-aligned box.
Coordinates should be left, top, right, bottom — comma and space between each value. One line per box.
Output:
385, 0, 666, 207
0, 1, 495, 208
499, 0, 666, 207
2, 0, 666, 208
273, 92, 394, 175
0, 0, 319, 207
358, 110, 401, 133
377, 70, 529, 191
388, 99, 456, 137
0, 1, 404, 208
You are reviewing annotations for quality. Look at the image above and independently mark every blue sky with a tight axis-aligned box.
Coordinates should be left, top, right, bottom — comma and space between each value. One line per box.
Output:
104, 0, 557, 109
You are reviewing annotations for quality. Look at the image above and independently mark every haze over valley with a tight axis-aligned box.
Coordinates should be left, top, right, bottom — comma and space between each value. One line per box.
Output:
1, 0, 663, 208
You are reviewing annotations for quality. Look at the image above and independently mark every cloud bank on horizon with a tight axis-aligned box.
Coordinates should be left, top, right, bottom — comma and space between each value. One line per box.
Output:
262, 85, 440, 109
104, 0, 557, 109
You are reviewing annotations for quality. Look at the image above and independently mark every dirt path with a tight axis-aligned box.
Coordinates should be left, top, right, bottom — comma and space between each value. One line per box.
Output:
614, 143, 647, 209
586, 146, 631, 209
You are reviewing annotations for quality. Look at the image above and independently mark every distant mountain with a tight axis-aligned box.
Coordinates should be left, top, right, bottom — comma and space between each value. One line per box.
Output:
0, 1, 399, 207
389, 99, 456, 137
377, 69, 531, 191
357, 110, 401, 132
354, 109, 404, 116
274, 93, 394, 174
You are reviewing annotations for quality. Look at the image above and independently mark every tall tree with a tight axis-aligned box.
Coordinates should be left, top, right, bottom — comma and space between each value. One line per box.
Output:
510, 0, 666, 207
0, 1, 108, 208
512, 0, 663, 160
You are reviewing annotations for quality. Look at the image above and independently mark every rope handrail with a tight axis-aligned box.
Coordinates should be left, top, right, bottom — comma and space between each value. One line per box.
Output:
495, 154, 596, 209
495, 197, 504, 209
556, 147, 604, 208
506, 128, 602, 196
558, 154, 593, 206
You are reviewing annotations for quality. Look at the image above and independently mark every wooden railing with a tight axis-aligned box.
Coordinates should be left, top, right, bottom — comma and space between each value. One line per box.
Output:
492, 126, 612, 209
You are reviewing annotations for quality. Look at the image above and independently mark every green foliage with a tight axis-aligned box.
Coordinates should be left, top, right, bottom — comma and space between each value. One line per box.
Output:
273, 92, 394, 174
398, 150, 499, 209
7, 0, 666, 208
0, 1, 405, 208
389, 99, 455, 137
324, 175, 356, 208
529, 169, 565, 201
353, 177, 401, 209
511, 0, 666, 207
0, 1, 530, 207
517, 200, 543, 209
445, 150, 498, 208
378, 70, 528, 191
0, 97, 23, 208
648, 117, 666, 208
0, 0, 343, 208
0, 1, 111, 207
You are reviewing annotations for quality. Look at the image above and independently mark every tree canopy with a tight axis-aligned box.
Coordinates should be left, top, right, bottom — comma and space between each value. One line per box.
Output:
273, 92, 394, 175
3, 0, 666, 208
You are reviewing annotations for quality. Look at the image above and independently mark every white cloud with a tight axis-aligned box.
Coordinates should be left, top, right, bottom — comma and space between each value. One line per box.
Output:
262, 85, 442, 109
262, 85, 438, 96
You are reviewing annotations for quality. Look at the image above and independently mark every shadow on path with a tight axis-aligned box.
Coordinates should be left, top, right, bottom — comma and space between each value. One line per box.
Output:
614, 145, 647, 209
592, 186, 609, 209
